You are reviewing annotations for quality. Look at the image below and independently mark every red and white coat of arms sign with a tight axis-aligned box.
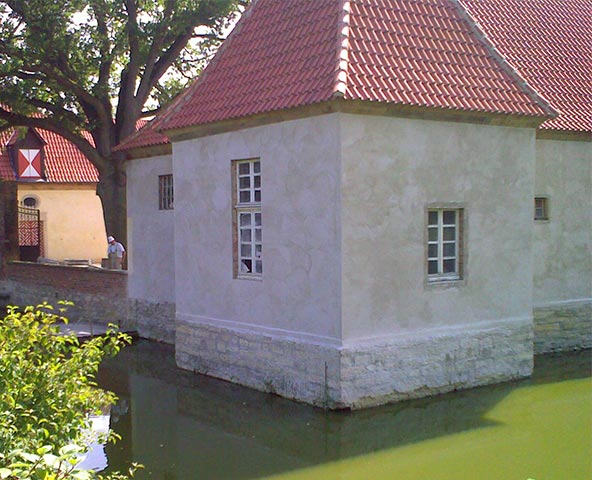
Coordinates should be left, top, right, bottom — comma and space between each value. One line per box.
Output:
18, 149, 42, 179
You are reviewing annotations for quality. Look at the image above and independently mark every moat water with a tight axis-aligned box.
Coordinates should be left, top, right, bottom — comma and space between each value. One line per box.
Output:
94, 341, 591, 480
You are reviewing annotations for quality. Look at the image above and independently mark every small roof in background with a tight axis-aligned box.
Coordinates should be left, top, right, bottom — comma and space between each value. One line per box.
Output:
0, 130, 16, 180
114, 118, 170, 152
155, 0, 554, 133
460, 0, 592, 133
0, 127, 99, 183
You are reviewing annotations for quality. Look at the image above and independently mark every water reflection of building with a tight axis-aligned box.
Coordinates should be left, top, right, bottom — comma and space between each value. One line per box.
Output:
97, 342, 592, 479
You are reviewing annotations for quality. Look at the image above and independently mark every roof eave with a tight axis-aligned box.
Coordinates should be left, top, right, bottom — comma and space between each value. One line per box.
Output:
162, 98, 550, 142
537, 129, 592, 142
123, 143, 173, 161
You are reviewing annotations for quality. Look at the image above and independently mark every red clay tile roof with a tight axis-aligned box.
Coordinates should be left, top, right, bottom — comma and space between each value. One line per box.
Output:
460, 0, 591, 133
114, 118, 170, 152
0, 128, 99, 183
157, 0, 553, 133
39, 129, 99, 183
0, 130, 16, 180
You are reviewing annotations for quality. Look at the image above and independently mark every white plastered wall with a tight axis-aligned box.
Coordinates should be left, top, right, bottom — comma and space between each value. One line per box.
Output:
126, 154, 175, 304
533, 138, 592, 305
339, 114, 536, 342
173, 114, 342, 343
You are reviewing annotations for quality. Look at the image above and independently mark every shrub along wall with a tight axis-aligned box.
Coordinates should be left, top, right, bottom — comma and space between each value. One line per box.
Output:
0, 261, 131, 328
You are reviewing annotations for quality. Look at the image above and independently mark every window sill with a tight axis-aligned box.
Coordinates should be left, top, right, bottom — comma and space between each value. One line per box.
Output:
235, 274, 263, 282
425, 277, 465, 289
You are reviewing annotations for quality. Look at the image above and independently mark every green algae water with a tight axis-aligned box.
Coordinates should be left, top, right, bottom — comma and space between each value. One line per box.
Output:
96, 342, 591, 480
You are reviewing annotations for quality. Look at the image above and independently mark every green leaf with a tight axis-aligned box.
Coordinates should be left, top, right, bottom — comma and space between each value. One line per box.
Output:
19, 452, 39, 462
59, 444, 84, 456
0, 468, 12, 479
42, 453, 60, 468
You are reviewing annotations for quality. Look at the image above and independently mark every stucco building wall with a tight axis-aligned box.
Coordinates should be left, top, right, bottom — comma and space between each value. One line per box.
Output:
340, 115, 535, 339
532, 138, 592, 353
173, 114, 342, 342
126, 154, 176, 343
337, 115, 536, 406
173, 113, 537, 408
18, 184, 106, 262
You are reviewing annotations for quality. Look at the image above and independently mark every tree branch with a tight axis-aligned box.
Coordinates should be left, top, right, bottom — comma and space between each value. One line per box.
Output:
0, 107, 105, 169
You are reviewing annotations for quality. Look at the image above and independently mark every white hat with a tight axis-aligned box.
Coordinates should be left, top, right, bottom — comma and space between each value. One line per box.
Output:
107, 236, 115, 242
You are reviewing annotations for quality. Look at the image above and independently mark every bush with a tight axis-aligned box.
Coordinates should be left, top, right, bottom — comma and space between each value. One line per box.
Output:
0, 303, 136, 479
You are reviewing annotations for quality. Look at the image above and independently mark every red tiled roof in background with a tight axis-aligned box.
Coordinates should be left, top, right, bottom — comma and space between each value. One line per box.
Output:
156, 0, 553, 133
0, 128, 99, 183
39, 129, 99, 183
0, 130, 16, 180
1, 120, 151, 181
460, 0, 591, 133
114, 118, 170, 152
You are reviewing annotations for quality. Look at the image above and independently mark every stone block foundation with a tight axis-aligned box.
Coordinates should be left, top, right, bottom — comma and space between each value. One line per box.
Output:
128, 298, 176, 344
176, 315, 533, 409
534, 300, 592, 354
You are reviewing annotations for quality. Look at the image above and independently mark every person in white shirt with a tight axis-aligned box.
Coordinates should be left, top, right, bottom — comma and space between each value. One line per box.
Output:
107, 235, 125, 270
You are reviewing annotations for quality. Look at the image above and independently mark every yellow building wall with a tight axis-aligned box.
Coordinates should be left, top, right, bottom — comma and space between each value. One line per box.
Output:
18, 183, 107, 262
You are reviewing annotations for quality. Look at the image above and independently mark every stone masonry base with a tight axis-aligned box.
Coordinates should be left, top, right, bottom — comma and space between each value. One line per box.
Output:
176, 316, 533, 409
534, 300, 592, 354
128, 298, 176, 344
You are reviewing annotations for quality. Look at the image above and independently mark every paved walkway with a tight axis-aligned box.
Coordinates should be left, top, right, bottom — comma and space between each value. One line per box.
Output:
58, 322, 137, 339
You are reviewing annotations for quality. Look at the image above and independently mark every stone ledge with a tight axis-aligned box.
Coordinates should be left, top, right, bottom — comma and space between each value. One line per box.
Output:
175, 316, 534, 409
534, 301, 592, 354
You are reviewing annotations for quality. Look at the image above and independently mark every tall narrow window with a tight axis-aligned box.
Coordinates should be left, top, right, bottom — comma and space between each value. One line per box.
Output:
233, 159, 262, 277
159, 175, 174, 210
534, 197, 548, 221
427, 208, 463, 281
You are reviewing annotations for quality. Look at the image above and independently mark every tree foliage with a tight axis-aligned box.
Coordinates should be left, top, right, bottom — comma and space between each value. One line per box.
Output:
0, 0, 245, 241
0, 302, 133, 478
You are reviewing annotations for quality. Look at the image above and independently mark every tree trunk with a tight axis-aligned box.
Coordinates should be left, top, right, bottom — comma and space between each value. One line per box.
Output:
96, 159, 127, 250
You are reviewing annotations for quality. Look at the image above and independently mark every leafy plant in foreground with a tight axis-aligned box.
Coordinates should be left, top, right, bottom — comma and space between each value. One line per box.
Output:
0, 303, 136, 479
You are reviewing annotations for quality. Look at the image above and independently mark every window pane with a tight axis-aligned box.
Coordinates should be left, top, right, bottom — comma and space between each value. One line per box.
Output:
255, 244, 262, 258
428, 227, 438, 241
255, 229, 262, 241
240, 191, 251, 203
241, 244, 251, 258
254, 176, 261, 188
255, 260, 262, 274
443, 259, 456, 273
254, 190, 261, 202
443, 243, 456, 257
253, 161, 261, 174
239, 163, 250, 175
428, 260, 438, 274
428, 244, 438, 258
240, 213, 251, 226
240, 259, 252, 273
443, 227, 455, 241
255, 213, 261, 226
240, 229, 251, 242
239, 177, 251, 189
534, 198, 548, 220
443, 210, 456, 224
428, 211, 438, 225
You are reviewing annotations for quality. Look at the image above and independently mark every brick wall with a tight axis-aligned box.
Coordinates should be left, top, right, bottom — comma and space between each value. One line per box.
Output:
0, 261, 131, 327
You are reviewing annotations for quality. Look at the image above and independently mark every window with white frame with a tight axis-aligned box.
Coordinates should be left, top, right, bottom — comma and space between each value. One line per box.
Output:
427, 208, 463, 281
233, 159, 262, 277
534, 197, 548, 221
159, 174, 174, 210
